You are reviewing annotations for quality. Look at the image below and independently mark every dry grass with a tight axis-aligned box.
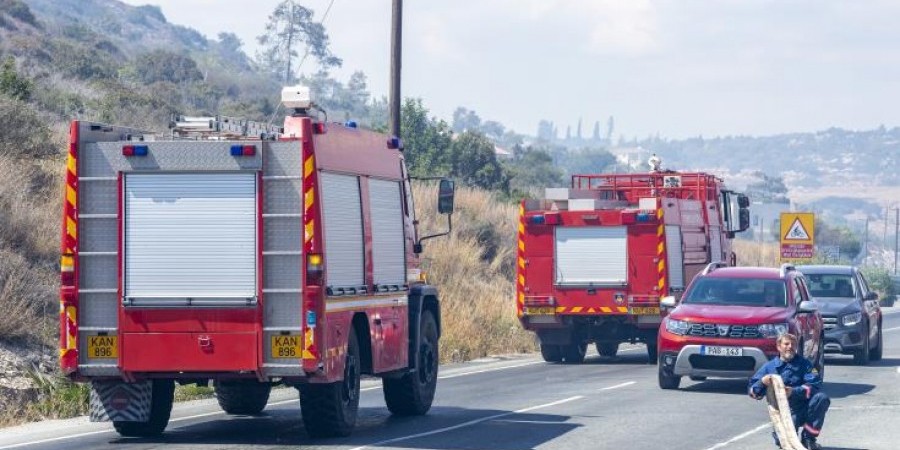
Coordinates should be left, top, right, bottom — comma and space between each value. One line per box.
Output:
733, 240, 781, 268
413, 183, 537, 362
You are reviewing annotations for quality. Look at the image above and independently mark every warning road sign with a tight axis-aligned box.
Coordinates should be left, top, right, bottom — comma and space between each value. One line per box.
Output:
780, 212, 815, 261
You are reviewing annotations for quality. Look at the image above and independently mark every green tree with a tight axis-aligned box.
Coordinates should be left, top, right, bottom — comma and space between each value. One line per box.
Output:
861, 267, 897, 305
450, 130, 508, 191
0, 57, 31, 101
256, 0, 341, 83
505, 146, 564, 195
745, 171, 789, 203
401, 98, 453, 177
133, 50, 202, 84
815, 219, 862, 259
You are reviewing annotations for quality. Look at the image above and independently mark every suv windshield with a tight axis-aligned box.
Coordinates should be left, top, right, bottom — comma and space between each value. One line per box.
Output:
683, 278, 787, 307
803, 273, 856, 298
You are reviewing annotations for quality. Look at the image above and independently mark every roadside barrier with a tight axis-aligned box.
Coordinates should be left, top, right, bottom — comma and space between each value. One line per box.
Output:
765, 375, 808, 450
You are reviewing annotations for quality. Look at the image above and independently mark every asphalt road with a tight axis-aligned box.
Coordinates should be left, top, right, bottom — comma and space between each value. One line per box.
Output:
2, 308, 899, 450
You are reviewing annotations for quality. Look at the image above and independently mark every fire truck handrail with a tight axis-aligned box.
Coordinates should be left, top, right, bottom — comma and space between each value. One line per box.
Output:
701, 261, 729, 275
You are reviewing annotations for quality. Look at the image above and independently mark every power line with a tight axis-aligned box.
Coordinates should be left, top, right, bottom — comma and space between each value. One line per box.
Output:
296, 0, 337, 70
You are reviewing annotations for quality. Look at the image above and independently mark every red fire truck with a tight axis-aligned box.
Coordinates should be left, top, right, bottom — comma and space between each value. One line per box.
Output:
516, 157, 749, 363
59, 86, 454, 437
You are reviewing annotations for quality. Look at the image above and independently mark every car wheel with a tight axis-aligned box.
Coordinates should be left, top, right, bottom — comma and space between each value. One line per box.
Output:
853, 328, 870, 365
869, 323, 883, 361
814, 337, 825, 381
658, 362, 681, 390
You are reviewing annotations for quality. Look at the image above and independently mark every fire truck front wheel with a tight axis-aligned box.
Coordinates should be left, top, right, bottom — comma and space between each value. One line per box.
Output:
215, 380, 272, 415
384, 310, 439, 416
540, 343, 563, 362
112, 379, 175, 437
299, 328, 361, 437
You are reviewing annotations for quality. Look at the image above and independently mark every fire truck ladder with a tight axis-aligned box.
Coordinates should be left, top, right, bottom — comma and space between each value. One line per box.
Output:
766, 375, 810, 450
170, 115, 282, 139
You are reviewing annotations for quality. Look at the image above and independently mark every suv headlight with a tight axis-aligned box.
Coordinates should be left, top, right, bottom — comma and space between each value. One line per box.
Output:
758, 323, 790, 338
665, 318, 690, 335
841, 312, 862, 327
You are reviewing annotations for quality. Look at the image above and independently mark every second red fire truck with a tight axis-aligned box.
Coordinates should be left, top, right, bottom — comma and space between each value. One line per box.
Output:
517, 157, 749, 363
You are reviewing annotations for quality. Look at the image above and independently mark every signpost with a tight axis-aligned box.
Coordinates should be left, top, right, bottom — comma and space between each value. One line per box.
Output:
780, 212, 815, 261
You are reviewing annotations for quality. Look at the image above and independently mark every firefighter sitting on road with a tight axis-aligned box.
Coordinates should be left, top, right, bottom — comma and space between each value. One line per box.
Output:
749, 332, 830, 450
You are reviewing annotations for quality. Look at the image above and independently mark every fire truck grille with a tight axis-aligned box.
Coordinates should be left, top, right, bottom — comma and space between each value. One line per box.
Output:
687, 323, 762, 339
688, 354, 757, 371
822, 316, 838, 331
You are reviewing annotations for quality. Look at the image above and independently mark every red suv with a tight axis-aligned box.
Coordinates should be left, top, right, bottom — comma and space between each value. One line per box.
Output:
657, 263, 824, 389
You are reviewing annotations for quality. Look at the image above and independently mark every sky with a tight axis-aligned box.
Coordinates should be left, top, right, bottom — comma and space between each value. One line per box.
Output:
120, 0, 900, 140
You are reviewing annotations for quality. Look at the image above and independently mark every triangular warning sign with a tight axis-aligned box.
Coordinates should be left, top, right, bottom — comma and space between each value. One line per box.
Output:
784, 218, 810, 240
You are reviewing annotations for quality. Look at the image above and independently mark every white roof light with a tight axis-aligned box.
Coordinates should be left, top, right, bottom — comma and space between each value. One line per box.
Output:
282, 85, 312, 110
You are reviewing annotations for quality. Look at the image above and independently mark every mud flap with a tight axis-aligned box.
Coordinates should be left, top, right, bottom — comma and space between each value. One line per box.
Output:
90, 380, 152, 422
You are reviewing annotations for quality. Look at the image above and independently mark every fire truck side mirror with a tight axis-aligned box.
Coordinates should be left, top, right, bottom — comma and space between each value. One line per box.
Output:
438, 179, 455, 215
738, 208, 751, 232
660, 296, 678, 309
737, 194, 750, 208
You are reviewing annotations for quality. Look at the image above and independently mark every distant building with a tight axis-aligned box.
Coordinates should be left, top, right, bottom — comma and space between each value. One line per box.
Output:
494, 145, 512, 159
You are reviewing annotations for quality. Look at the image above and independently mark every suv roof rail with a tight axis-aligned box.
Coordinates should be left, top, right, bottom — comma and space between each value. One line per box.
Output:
780, 263, 796, 278
701, 261, 729, 275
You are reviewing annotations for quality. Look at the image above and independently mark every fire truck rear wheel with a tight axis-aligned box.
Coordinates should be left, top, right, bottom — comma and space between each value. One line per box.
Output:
215, 380, 272, 415
562, 342, 587, 364
384, 310, 439, 416
596, 342, 619, 357
540, 343, 563, 362
112, 379, 175, 437
299, 328, 361, 437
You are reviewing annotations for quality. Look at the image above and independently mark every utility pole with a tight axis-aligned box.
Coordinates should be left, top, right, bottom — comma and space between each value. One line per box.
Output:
894, 208, 899, 275
863, 217, 869, 266
389, 0, 402, 140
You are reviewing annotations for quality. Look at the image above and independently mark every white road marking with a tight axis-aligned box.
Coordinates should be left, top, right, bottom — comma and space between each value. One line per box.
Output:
348, 396, 585, 450
598, 381, 636, 391
0, 357, 548, 449
701, 423, 770, 450
884, 325, 900, 333
490, 419, 569, 425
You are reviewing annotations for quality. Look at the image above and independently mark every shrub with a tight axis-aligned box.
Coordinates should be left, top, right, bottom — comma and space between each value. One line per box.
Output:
0, 57, 32, 101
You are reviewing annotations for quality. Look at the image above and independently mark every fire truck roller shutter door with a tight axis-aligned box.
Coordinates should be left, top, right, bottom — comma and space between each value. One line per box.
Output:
665, 225, 685, 289
368, 179, 406, 287
320, 173, 365, 289
124, 172, 257, 305
555, 226, 627, 285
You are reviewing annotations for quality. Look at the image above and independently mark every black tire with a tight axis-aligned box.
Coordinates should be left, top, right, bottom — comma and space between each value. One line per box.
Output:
658, 364, 681, 390
853, 327, 870, 365
646, 343, 659, 364
562, 342, 587, 364
300, 328, 361, 438
384, 310, 439, 416
689, 376, 707, 381
215, 380, 272, 415
596, 342, 619, 358
869, 324, 883, 361
815, 338, 826, 381
112, 380, 175, 437
540, 343, 563, 363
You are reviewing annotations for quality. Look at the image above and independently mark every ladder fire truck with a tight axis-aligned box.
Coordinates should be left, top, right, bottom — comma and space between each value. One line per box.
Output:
516, 156, 749, 363
59, 86, 454, 437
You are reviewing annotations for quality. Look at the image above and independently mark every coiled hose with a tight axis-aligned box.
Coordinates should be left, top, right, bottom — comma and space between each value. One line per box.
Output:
765, 375, 808, 450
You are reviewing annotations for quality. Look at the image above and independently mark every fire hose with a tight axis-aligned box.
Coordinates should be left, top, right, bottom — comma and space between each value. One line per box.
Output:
765, 375, 808, 450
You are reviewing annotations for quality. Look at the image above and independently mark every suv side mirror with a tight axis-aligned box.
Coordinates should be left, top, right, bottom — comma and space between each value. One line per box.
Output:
660, 296, 678, 308
438, 179, 455, 214
865, 292, 879, 301
797, 300, 818, 314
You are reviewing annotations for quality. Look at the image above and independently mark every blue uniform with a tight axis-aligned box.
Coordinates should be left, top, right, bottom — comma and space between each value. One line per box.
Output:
749, 355, 830, 439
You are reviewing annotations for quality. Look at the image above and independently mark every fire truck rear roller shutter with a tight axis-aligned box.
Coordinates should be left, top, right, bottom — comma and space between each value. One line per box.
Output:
554, 226, 628, 286
320, 173, 365, 289
665, 225, 686, 289
368, 179, 406, 287
124, 173, 257, 301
